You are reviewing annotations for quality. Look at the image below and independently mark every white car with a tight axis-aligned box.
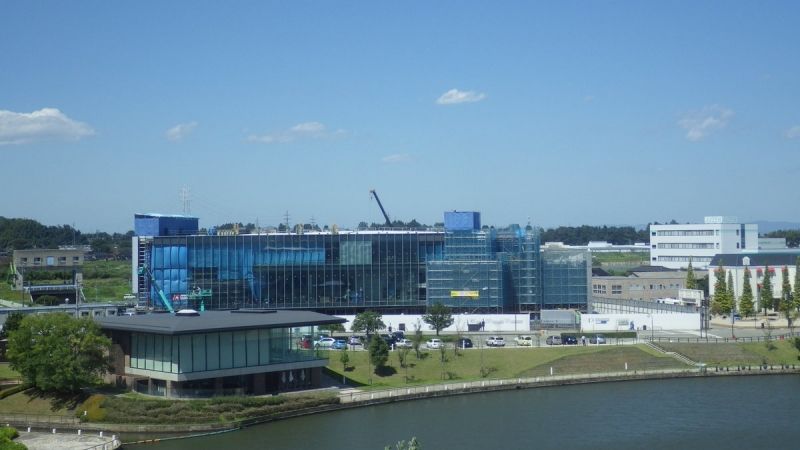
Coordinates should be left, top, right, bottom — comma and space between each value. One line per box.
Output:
514, 335, 533, 346
314, 337, 335, 348
486, 336, 506, 347
395, 339, 413, 349
426, 338, 443, 349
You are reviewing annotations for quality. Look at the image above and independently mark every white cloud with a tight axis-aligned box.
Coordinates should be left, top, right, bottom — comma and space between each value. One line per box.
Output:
436, 89, 486, 105
678, 105, 734, 141
381, 153, 411, 163
0, 108, 94, 145
165, 121, 198, 142
785, 125, 800, 139
247, 121, 344, 144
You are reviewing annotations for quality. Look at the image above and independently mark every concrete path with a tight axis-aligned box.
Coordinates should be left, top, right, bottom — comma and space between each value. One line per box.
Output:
14, 431, 120, 450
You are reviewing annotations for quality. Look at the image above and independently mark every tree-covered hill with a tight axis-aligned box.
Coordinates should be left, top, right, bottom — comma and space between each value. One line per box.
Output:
0, 217, 133, 258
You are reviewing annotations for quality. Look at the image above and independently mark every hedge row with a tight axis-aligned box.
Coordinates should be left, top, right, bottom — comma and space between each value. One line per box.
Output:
79, 393, 339, 424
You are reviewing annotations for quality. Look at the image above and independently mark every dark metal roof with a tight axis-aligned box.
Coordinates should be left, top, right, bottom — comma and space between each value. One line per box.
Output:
709, 251, 800, 267
97, 309, 346, 335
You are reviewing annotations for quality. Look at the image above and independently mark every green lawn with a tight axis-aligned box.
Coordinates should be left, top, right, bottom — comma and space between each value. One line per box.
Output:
0, 390, 72, 416
1, 260, 132, 303
592, 252, 649, 264
325, 344, 687, 389
658, 341, 800, 366
0, 364, 20, 381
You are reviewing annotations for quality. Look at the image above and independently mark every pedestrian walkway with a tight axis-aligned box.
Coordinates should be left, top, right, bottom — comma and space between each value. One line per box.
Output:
15, 430, 120, 450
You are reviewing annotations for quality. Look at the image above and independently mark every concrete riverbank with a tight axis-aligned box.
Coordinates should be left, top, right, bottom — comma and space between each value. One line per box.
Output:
3, 366, 797, 448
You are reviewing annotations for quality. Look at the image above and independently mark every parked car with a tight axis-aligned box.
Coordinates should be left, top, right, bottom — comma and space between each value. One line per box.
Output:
331, 339, 348, 350
515, 335, 533, 346
348, 336, 363, 346
486, 336, 506, 347
426, 338, 443, 349
456, 338, 473, 348
562, 336, 578, 345
589, 334, 606, 344
299, 335, 314, 349
395, 338, 413, 349
314, 337, 336, 348
545, 335, 562, 345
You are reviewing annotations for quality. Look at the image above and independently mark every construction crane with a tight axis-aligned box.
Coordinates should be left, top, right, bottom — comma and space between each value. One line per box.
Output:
138, 265, 175, 313
369, 189, 392, 227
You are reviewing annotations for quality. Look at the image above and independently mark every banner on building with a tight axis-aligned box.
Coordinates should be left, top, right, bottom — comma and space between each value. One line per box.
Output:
450, 290, 480, 298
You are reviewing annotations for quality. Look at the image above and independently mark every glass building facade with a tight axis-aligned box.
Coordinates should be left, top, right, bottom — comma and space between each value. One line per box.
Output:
137, 231, 444, 313
540, 247, 592, 309
128, 326, 318, 375
135, 215, 590, 313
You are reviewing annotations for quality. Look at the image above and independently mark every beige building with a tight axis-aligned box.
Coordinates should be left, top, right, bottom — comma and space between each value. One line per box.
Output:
12, 248, 85, 290
592, 268, 689, 302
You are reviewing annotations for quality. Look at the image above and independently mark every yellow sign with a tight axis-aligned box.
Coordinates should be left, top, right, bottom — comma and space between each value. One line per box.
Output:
450, 290, 480, 298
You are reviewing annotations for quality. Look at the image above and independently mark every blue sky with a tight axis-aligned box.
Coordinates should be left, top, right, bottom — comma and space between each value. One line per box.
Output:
1, 1, 799, 232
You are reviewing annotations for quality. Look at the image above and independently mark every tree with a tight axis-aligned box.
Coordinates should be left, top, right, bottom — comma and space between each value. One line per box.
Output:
685, 259, 697, 290
411, 321, 424, 359
351, 311, 385, 341
761, 266, 774, 314
711, 265, 731, 315
422, 303, 454, 336
368, 333, 389, 375
781, 266, 794, 332
339, 348, 350, 384
739, 267, 755, 318
781, 266, 792, 311
7, 313, 111, 394
384, 437, 420, 450
795, 257, 800, 311
319, 323, 345, 334
0, 312, 24, 340
727, 271, 736, 312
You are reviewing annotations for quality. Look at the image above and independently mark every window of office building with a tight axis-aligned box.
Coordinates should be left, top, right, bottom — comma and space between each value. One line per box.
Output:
611, 285, 622, 295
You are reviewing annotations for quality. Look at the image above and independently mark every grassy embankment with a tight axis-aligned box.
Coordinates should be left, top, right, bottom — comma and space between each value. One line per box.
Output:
0, 342, 797, 425
324, 344, 689, 389
1, 260, 131, 303
658, 340, 800, 366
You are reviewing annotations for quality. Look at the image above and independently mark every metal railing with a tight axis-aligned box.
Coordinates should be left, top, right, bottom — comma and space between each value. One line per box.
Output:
339, 364, 800, 404
642, 334, 795, 344
339, 367, 701, 403
0, 413, 79, 425
83, 438, 121, 450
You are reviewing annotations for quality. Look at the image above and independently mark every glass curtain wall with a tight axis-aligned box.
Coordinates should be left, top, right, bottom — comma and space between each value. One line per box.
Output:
129, 325, 317, 374
144, 232, 444, 312
541, 247, 590, 309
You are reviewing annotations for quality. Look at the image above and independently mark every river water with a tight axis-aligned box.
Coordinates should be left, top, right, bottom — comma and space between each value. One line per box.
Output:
128, 375, 800, 450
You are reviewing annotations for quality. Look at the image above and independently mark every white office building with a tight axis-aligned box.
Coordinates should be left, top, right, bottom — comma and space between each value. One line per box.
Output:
649, 216, 758, 269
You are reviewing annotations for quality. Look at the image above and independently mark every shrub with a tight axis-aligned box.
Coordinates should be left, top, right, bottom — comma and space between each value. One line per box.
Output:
0, 427, 25, 450
76, 394, 107, 422
0, 428, 18, 440
0, 439, 27, 450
